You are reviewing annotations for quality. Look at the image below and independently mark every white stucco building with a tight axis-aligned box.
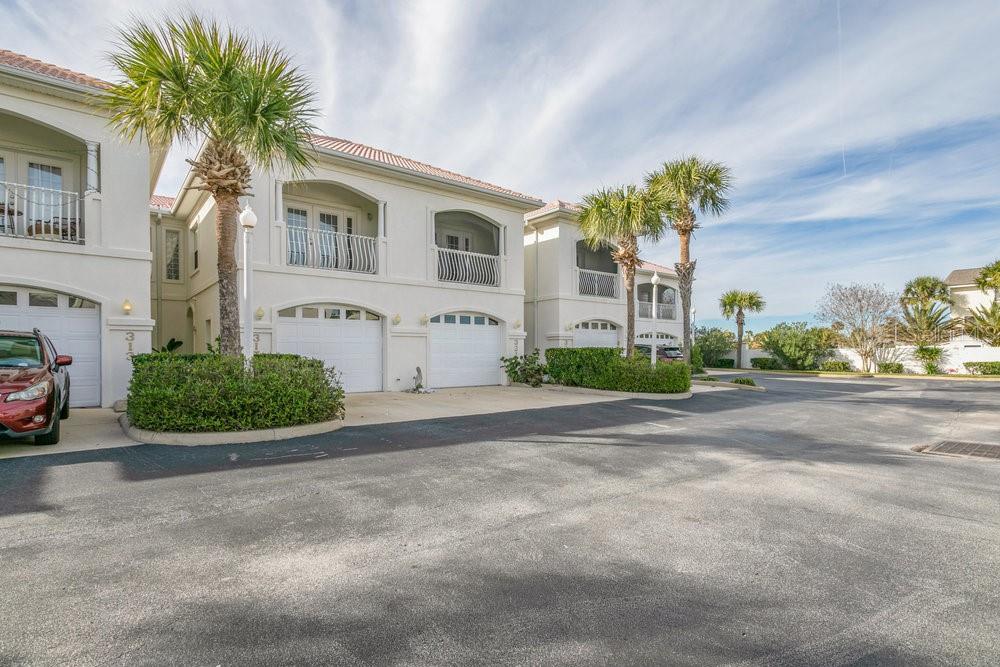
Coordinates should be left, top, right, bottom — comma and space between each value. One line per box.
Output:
523, 200, 684, 356
0, 50, 162, 407
945, 266, 995, 318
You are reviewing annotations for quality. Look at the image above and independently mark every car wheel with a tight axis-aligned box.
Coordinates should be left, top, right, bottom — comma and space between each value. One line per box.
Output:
35, 413, 60, 446
60, 391, 70, 420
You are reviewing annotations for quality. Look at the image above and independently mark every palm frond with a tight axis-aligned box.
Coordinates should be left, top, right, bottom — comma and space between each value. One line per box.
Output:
719, 290, 766, 319
974, 259, 1000, 299
645, 156, 734, 227
577, 184, 664, 264
900, 275, 952, 308
964, 302, 1000, 346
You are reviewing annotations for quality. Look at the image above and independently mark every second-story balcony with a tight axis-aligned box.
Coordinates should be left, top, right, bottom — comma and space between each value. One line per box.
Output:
577, 267, 619, 298
287, 227, 377, 274
1, 182, 84, 244
437, 247, 500, 287
637, 301, 676, 320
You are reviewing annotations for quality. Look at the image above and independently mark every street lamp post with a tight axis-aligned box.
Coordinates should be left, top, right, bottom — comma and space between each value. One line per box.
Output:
239, 204, 258, 367
650, 272, 660, 366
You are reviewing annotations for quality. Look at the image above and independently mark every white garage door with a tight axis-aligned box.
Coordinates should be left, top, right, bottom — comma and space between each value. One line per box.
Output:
275, 304, 382, 393
429, 312, 501, 388
0, 286, 101, 407
574, 320, 619, 348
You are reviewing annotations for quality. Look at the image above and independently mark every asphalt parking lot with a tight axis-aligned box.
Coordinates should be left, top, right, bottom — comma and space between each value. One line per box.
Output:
1, 376, 998, 665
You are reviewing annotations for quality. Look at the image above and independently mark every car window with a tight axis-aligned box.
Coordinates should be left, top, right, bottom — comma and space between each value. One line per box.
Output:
0, 336, 44, 367
43, 337, 57, 364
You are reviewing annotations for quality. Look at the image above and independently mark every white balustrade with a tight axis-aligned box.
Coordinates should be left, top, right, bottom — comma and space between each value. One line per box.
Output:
0, 181, 84, 243
287, 227, 378, 274
436, 247, 500, 286
577, 268, 619, 298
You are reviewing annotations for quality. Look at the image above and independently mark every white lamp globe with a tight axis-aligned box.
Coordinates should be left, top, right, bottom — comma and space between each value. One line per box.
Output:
651, 271, 660, 286
239, 204, 258, 229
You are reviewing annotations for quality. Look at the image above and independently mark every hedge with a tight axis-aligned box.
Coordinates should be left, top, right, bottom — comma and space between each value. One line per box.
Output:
819, 360, 853, 372
877, 362, 904, 374
750, 357, 781, 370
711, 358, 736, 368
545, 347, 690, 393
964, 361, 1000, 375
127, 353, 346, 432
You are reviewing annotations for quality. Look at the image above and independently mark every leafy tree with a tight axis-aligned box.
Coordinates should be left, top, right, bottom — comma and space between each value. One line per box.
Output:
758, 322, 836, 370
719, 290, 765, 368
104, 15, 318, 355
964, 303, 1000, 346
900, 276, 952, 308
693, 327, 736, 367
974, 259, 1000, 301
577, 185, 665, 356
646, 157, 733, 362
817, 283, 900, 372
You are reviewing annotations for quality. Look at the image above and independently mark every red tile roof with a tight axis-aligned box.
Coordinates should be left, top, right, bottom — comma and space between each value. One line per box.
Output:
639, 260, 676, 276
308, 134, 541, 204
525, 199, 582, 220
150, 194, 175, 210
0, 49, 108, 90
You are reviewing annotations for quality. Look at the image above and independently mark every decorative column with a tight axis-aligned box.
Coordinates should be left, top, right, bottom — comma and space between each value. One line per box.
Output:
377, 200, 388, 275
85, 141, 100, 193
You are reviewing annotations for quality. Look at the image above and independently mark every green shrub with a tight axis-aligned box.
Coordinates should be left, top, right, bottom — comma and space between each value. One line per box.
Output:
712, 358, 735, 368
877, 362, 904, 374
758, 322, 836, 370
913, 345, 944, 375
693, 327, 736, 367
700, 376, 719, 382
819, 360, 853, 372
750, 357, 781, 370
731, 377, 756, 386
545, 347, 690, 393
501, 349, 546, 387
964, 361, 1000, 375
127, 353, 345, 432
690, 345, 705, 374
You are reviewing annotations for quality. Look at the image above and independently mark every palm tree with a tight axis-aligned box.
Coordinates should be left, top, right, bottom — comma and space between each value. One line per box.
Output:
975, 259, 1000, 302
103, 15, 318, 355
646, 157, 733, 362
577, 185, 665, 357
898, 302, 956, 345
719, 290, 765, 368
900, 276, 952, 309
964, 303, 1000, 346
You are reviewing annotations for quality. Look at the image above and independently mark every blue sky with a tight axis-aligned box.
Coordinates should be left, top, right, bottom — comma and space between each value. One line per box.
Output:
5, 0, 999, 331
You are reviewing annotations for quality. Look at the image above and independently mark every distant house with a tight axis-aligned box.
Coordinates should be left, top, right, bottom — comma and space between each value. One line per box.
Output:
945, 267, 993, 318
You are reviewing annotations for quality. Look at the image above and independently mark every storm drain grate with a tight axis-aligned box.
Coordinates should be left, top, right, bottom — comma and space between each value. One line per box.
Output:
922, 441, 1000, 460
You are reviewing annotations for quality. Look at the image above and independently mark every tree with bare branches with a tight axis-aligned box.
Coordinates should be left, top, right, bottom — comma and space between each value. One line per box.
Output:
816, 283, 900, 373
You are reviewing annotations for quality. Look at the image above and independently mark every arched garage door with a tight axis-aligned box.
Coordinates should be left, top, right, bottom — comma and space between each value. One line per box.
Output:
429, 312, 501, 387
275, 304, 383, 392
574, 320, 619, 348
0, 285, 101, 406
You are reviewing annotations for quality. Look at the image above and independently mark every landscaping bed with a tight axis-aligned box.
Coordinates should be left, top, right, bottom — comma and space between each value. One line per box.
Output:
545, 347, 691, 394
127, 353, 346, 433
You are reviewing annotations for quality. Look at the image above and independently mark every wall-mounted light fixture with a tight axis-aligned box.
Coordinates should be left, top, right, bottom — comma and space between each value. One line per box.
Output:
254, 306, 265, 320
513, 320, 522, 330
122, 299, 133, 315
419, 314, 429, 326
392, 314, 402, 325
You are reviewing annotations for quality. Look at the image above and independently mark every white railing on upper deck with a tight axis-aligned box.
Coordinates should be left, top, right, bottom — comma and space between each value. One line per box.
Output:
638, 301, 677, 320
436, 247, 500, 286
0, 182, 84, 244
577, 268, 619, 298
287, 227, 377, 274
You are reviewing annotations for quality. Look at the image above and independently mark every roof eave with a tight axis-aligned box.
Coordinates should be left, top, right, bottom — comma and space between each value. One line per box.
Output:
0, 64, 104, 101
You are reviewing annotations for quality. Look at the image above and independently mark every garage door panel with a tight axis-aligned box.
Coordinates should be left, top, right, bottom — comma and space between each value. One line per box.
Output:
429, 315, 501, 388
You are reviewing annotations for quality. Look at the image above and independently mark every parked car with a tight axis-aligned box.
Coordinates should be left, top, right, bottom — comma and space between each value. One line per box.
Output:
0, 329, 72, 445
635, 345, 684, 362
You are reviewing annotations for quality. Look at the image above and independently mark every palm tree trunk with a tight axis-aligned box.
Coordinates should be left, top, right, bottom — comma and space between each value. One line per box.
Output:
215, 193, 241, 356
624, 264, 636, 357
736, 309, 744, 369
675, 230, 695, 363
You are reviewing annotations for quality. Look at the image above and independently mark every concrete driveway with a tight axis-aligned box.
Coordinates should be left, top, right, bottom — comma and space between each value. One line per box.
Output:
1, 376, 998, 665
0, 408, 134, 460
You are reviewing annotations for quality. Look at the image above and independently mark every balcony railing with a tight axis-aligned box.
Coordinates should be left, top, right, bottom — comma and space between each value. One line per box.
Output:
0, 182, 84, 244
638, 301, 676, 320
577, 267, 619, 298
437, 247, 500, 286
287, 227, 377, 274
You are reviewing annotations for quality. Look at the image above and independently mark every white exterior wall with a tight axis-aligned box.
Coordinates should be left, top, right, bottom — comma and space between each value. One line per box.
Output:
524, 210, 683, 357
1, 76, 153, 407
950, 285, 995, 318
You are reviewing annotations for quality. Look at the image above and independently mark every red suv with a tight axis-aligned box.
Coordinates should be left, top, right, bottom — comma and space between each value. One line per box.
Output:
0, 329, 72, 445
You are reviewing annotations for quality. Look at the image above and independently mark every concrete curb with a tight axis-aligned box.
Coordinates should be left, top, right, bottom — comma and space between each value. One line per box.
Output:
118, 414, 344, 446
692, 379, 767, 392
707, 368, 1000, 382
512, 383, 691, 401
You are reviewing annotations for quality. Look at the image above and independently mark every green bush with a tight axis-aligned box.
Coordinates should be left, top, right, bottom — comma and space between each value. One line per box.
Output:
693, 327, 736, 366
731, 377, 756, 386
758, 322, 836, 370
964, 361, 1000, 375
690, 345, 705, 374
501, 349, 546, 387
545, 347, 690, 393
750, 357, 781, 370
712, 358, 735, 368
700, 376, 719, 382
913, 345, 944, 375
128, 353, 345, 432
876, 362, 904, 374
819, 360, 853, 372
